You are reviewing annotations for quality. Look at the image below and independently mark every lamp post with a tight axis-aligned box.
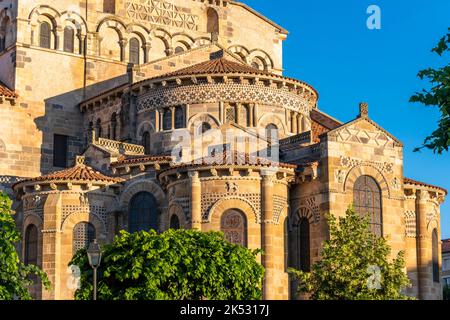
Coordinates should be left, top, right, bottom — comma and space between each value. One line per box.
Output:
87, 239, 102, 300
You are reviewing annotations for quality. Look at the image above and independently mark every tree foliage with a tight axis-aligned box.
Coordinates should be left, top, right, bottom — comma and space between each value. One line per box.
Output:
70, 229, 264, 300
0, 191, 50, 300
289, 206, 413, 300
410, 27, 450, 154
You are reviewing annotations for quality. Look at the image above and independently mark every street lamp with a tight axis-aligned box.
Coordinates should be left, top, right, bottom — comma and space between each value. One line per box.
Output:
87, 239, 102, 300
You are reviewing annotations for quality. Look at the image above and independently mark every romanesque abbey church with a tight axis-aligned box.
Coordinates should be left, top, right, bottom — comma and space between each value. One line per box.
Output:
0, 0, 446, 300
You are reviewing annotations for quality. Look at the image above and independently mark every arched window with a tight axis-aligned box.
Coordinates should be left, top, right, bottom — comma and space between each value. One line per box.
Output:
129, 37, 140, 64
110, 113, 117, 140
163, 108, 172, 130
198, 122, 212, 136
39, 22, 52, 49
265, 124, 278, 158
129, 192, 158, 233
432, 229, 439, 283
353, 175, 382, 237
25, 224, 38, 265
174, 106, 185, 129
207, 8, 219, 34
170, 215, 180, 230
288, 213, 311, 299
63, 27, 74, 53
174, 46, 184, 54
96, 119, 102, 138
72, 222, 96, 255
221, 209, 247, 247
225, 105, 236, 123
142, 131, 151, 154
0, 16, 10, 51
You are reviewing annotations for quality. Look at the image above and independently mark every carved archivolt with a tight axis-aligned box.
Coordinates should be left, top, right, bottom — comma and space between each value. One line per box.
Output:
291, 195, 320, 224
119, 179, 166, 211
207, 196, 259, 223
343, 164, 390, 198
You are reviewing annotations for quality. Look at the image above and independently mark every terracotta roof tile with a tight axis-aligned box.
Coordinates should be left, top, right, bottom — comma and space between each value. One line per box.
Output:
165, 150, 297, 170
13, 157, 123, 188
404, 177, 447, 195
0, 81, 17, 98
443, 239, 450, 253
111, 155, 173, 167
310, 109, 342, 143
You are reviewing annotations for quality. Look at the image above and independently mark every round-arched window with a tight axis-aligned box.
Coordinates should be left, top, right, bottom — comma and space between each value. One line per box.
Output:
432, 229, 439, 282
129, 37, 140, 64
170, 215, 180, 230
220, 209, 247, 247
129, 192, 158, 233
39, 21, 51, 49
142, 131, 151, 155
353, 175, 382, 237
25, 224, 38, 265
72, 222, 96, 255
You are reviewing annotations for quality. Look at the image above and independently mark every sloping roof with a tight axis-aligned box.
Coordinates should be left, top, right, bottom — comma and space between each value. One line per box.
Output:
111, 155, 173, 167
164, 150, 297, 171
443, 239, 450, 253
0, 81, 17, 98
151, 57, 276, 79
310, 109, 342, 143
404, 177, 447, 195
13, 157, 123, 188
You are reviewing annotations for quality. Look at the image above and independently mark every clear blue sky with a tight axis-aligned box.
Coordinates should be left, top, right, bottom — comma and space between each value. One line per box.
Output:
243, 0, 450, 238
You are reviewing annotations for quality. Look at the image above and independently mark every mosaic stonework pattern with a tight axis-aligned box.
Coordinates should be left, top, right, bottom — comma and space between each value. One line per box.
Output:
273, 195, 288, 223
23, 194, 46, 220
126, 1, 199, 30
340, 156, 394, 174
61, 204, 107, 229
137, 83, 314, 114
294, 195, 320, 223
201, 193, 260, 221
335, 127, 396, 149
405, 211, 417, 238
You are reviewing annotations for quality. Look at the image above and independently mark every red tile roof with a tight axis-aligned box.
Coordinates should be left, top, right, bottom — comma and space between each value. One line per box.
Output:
310, 109, 342, 143
404, 177, 448, 195
443, 239, 450, 253
111, 155, 173, 167
0, 81, 17, 98
13, 158, 123, 188
165, 150, 297, 170
143, 57, 316, 91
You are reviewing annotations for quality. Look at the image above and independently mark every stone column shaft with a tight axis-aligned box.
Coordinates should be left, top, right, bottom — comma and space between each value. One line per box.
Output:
416, 190, 430, 300
190, 171, 202, 230
262, 174, 275, 300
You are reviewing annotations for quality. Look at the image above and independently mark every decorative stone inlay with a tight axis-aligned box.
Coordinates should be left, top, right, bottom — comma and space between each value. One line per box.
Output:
202, 193, 261, 221
336, 127, 396, 149
23, 194, 46, 220
404, 211, 416, 238
340, 156, 394, 174
137, 83, 314, 114
126, 1, 199, 31
295, 195, 320, 223
335, 169, 346, 184
392, 177, 401, 190
61, 204, 107, 229
273, 195, 288, 223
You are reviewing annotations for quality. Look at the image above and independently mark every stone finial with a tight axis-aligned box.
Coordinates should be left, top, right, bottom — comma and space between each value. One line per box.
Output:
75, 156, 86, 166
359, 102, 369, 118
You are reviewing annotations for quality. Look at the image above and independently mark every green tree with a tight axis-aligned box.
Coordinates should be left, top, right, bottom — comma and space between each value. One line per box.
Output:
70, 229, 264, 300
0, 191, 50, 300
289, 206, 413, 300
410, 28, 450, 154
